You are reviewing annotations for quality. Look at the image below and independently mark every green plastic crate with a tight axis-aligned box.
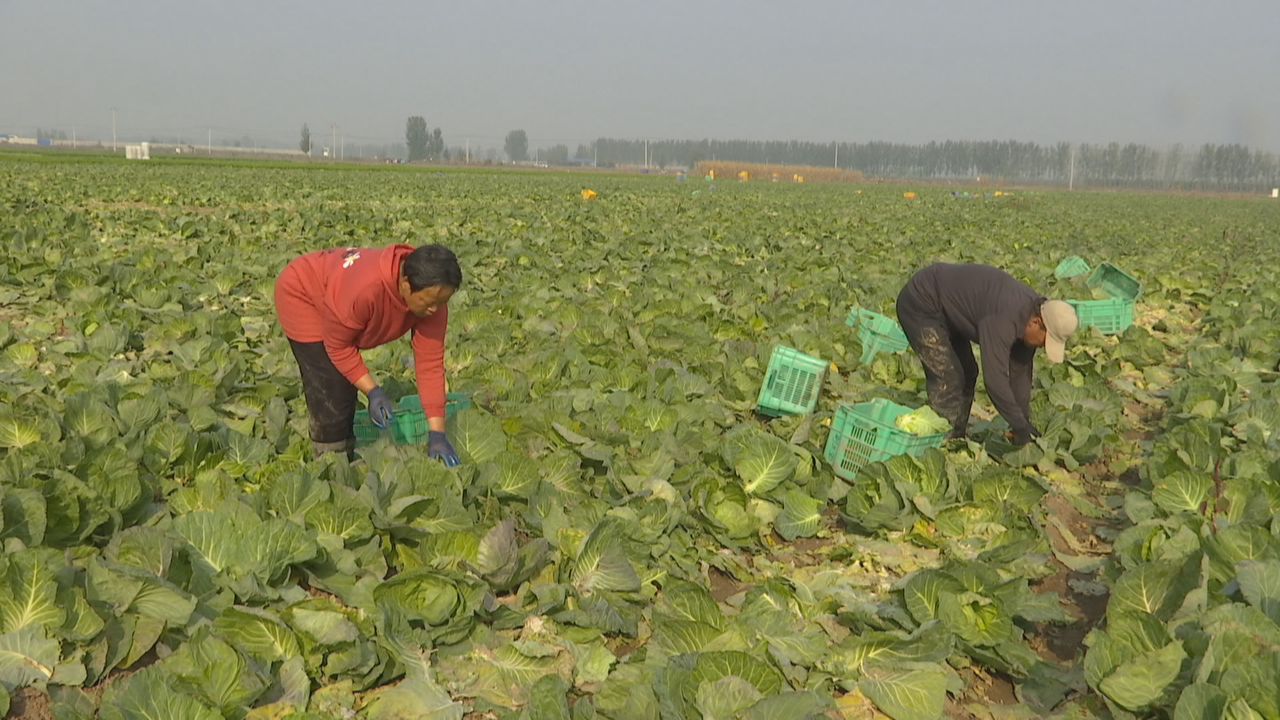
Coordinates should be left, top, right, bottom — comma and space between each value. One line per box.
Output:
845, 308, 911, 364
354, 392, 471, 447
756, 345, 827, 417
823, 399, 946, 480
1087, 263, 1141, 302
1067, 298, 1134, 336
1054, 256, 1091, 279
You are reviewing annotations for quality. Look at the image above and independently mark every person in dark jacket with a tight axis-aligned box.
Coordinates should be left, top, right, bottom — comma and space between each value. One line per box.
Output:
896, 263, 1079, 445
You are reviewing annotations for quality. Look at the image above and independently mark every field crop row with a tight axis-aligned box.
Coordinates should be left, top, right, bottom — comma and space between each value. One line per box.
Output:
1, 157, 1279, 719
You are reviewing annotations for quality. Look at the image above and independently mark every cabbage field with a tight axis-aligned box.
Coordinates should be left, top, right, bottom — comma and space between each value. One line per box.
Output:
3, 153, 1280, 720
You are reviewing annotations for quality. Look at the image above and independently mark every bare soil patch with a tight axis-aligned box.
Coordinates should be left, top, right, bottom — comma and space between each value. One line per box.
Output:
4, 689, 52, 720
1032, 494, 1114, 664
708, 566, 750, 603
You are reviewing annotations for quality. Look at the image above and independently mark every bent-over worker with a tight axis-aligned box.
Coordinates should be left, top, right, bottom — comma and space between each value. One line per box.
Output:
274, 243, 462, 464
896, 262, 1079, 445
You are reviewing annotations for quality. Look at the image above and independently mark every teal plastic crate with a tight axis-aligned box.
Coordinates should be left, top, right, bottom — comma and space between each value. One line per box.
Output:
1054, 256, 1091, 279
1087, 263, 1141, 302
823, 399, 946, 480
1067, 298, 1134, 336
756, 345, 827, 417
354, 392, 471, 447
845, 308, 911, 364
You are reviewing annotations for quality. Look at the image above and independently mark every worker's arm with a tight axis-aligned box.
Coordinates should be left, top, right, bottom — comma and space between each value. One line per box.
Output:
1010, 342, 1036, 421
978, 317, 1033, 437
411, 306, 450, 426
321, 290, 377, 390
412, 308, 458, 464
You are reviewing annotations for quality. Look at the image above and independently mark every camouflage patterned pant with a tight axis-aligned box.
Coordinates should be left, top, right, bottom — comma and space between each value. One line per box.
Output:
896, 288, 979, 439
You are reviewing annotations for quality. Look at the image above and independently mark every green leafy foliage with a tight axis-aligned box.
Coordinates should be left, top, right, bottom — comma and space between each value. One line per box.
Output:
4, 156, 1279, 718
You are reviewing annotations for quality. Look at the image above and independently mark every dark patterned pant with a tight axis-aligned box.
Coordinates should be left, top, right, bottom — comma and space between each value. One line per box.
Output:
896, 287, 978, 439
287, 340, 358, 457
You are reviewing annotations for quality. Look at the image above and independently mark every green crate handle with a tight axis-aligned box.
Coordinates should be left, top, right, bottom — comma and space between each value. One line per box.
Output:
1054, 256, 1091, 279
823, 399, 946, 480
756, 345, 827, 417
1087, 262, 1141, 302
354, 392, 471, 447
846, 307, 911, 364
1067, 298, 1134, 335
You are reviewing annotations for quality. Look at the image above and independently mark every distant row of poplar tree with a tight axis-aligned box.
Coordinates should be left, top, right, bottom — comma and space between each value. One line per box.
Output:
592, 138, 1280, 192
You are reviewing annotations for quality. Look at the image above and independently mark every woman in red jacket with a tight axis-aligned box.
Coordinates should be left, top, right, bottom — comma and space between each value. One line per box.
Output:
273, 243, 462, 464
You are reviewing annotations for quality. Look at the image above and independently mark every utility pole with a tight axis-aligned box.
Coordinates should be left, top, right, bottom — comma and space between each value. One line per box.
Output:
208, 128, 212, 155
111, 107, 117, 152
834, 143, 839, 169
593, 143, 597, 167
465, 136, 469, 164
72, 126, 76, 149
1069, 143, 1076, 191
331, 124, 337, 161
644, 139, 649, 169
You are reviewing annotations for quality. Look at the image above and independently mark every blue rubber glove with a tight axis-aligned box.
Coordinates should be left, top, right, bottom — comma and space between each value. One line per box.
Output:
366, 387, 395, 429
428, 431, 461, 467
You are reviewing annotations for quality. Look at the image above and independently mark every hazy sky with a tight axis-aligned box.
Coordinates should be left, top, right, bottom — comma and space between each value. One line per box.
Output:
3, 0, 1279, 153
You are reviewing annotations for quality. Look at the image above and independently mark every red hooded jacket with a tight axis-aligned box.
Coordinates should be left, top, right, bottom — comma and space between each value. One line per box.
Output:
274, 244, 448, 417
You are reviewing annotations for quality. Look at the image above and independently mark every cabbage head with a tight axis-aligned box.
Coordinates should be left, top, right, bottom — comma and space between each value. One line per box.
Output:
894, 406, 950, 436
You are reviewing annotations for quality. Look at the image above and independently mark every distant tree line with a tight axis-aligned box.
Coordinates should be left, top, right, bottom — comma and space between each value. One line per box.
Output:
27, 117, 1279, 190
592, 138, 1280, 192
504, 130, 528, 162
406, 117, 446, 162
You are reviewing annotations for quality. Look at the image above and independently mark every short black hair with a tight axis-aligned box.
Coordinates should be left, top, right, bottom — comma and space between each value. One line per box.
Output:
401, 244, 462, 292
